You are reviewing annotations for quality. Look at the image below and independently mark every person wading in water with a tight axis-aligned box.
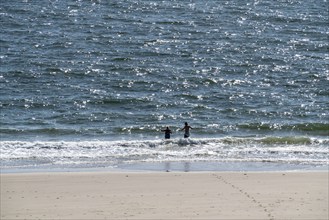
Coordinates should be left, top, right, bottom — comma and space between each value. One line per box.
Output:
181, 122, 193, 138
161, 127, 172, 139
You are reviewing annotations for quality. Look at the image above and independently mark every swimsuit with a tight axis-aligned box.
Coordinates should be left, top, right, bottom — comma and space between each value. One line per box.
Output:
165, 130, 171, 139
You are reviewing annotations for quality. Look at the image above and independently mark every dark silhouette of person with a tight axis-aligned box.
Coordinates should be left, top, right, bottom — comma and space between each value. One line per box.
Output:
161, 127, 172, 139
181, 122, 193, 138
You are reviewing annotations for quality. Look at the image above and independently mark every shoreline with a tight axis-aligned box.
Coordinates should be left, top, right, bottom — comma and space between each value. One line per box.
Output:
1, 160, 328, 174
1, 171, 328, 220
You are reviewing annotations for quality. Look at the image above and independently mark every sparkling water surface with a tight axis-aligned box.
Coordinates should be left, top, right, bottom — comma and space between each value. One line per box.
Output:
1, 0, 328, 171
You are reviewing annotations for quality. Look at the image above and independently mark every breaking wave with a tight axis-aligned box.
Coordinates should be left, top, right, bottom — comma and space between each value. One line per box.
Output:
1, 136, 328, 170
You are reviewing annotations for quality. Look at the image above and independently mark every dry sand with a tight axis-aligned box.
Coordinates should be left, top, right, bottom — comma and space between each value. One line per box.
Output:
1, 171, 328, 220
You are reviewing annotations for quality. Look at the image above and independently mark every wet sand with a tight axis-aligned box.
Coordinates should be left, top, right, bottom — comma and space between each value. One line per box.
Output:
1, 171, 328, 219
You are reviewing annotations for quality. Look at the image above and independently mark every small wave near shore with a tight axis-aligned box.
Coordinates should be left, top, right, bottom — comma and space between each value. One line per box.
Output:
1, 136, 328, 171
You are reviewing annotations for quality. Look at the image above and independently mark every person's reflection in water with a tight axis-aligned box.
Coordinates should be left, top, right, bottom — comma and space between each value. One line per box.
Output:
164, 162, 190, 172
165, 162, 170, 172
184, 162, 190, 172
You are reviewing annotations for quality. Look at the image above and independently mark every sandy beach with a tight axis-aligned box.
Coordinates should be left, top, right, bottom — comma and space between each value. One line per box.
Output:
1, 171, 328, 220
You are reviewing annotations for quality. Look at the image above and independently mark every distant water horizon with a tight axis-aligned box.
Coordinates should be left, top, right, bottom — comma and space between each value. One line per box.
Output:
1, 0, 328, 171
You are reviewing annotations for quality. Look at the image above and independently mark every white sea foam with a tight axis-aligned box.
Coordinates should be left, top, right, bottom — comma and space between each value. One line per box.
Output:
1, 137, 328, 170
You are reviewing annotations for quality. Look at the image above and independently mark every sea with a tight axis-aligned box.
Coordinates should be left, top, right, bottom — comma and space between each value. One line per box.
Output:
1, 0, 328, 172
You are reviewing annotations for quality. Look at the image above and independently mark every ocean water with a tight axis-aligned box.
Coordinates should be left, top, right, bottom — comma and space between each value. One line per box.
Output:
1, 0, 328, 171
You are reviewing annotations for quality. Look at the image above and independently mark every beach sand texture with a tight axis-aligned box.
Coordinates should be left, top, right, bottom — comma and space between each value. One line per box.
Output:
1, 171, 328, 220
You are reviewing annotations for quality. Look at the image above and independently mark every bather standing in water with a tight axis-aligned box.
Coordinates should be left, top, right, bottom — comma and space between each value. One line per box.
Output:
161, 127, 172, 139
181, 122, 193, 138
